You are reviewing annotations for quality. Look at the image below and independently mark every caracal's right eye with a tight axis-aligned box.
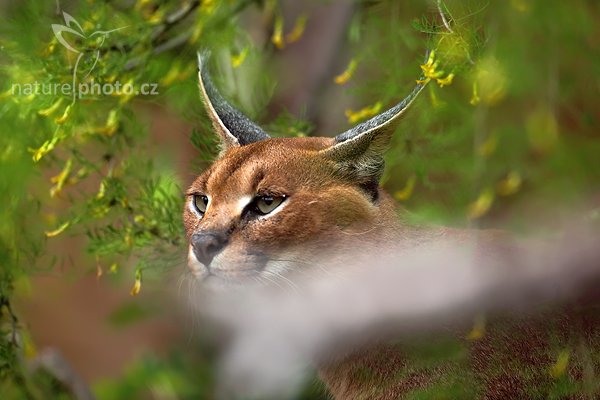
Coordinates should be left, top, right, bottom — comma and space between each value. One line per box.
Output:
255, 195, 285, 215
192, 194, 209, 214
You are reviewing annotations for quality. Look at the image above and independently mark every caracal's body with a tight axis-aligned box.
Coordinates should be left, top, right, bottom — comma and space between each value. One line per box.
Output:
183, 52, 600, 399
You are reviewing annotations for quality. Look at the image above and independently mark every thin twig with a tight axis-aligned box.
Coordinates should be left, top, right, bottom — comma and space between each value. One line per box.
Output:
437, 0, 454, 33
123, 0, 259, 72
124, 29, 194, 71
104, 1, 201, 55
150, 0, 202, 42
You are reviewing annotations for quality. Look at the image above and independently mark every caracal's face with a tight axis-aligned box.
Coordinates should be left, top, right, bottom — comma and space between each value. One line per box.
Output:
185, 51, 425, 288
183, 137, 378, 287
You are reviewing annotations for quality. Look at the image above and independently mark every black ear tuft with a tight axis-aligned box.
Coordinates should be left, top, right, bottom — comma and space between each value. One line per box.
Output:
197, 51, 271, 151
320, 77, 427, 184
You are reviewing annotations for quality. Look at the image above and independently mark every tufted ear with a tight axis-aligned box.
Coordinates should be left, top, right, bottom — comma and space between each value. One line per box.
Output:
320, 77, 428, 185
197, 51, 270, 151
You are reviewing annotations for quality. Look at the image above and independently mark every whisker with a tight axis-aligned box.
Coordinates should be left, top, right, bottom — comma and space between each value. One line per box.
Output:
187, 275, 200, 344
265, 269, 300, 293
177, 273, 188, 298
268, 257, 339, 280
263, 271, 296, 294
259, 272, 287, 292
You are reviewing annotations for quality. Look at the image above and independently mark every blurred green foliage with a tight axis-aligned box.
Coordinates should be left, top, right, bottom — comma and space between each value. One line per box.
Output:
0, 0, 599, 398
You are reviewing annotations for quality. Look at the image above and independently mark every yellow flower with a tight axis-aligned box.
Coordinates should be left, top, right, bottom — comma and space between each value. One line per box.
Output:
470, 81, 481, 106
130, 278, 141, 296
96, 181, 106, 199
130, 269, 142, 296
467, 188, 495, 220
134, 0, 152, 11
45, 221, 70, 238
38, 98, 64, 116
29, 134, 61, 162
96, 109, 120, 136
345, 102, 382, 124
271, 15, 285, 50
271, 13, 308, 49
147, 9, 166, 25
125, 229, 133, 248
231, 48, 249, 68
30, 142, 53, 163
189, 22, 204, 44
496, 171, 522, 196
394, 175, 417, 201
420, 50, 443, 80
436, 73, 454, 87
55, 104, 73, 124
334, 59, 358, 85
419, 50, 455, 87
200, 0, 216, 14
285, 14, 308, 44
160, 64, 182, 87
109, 79, 135, 104
50, 158, 73, 197
477, 133, 498, 158
42, 38, 57, 57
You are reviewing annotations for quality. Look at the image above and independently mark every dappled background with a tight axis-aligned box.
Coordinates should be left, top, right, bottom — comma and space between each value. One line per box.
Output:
1, 0, 599, 398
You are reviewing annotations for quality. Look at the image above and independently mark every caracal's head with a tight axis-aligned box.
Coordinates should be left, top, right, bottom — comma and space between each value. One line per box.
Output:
184, 51, 427, 287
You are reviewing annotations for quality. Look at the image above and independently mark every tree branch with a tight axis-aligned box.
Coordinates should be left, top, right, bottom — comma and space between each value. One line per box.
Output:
29, 348, 96, 400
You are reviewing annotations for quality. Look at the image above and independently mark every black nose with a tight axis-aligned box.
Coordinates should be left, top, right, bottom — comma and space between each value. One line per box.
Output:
191, 232, 228, 266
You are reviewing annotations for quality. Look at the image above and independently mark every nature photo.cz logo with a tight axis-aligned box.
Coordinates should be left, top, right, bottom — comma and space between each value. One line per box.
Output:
11, 11, 159, 99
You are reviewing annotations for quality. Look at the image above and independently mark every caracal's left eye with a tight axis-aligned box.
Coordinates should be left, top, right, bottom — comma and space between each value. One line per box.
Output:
255, 195, 285, 215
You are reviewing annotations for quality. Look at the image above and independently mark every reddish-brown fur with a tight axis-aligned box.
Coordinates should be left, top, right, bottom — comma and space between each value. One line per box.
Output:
184, 137, 599, 399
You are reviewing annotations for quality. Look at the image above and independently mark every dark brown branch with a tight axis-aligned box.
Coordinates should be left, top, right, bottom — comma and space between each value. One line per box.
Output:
103, 1, 201, 55
123, 0, 260, 71
124, 30, 194, 71
150, 0, 201, 42
0, 295, 19, 345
